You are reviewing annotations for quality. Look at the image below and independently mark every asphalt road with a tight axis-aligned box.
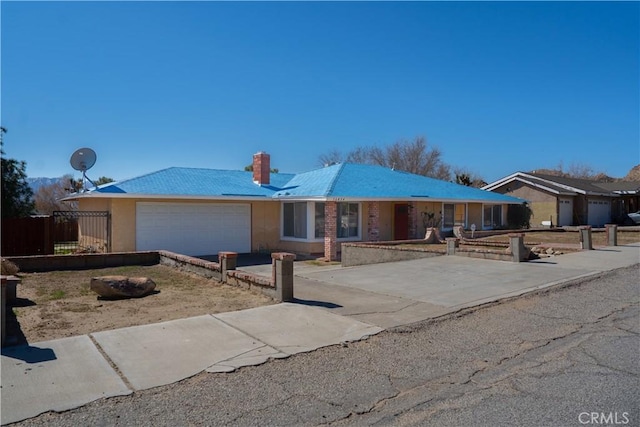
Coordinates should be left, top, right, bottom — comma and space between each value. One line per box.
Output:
11, 265, 639, 427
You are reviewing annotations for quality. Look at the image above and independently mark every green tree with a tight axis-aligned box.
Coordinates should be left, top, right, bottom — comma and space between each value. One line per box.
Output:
318, 136, 451, 180
1, 128, 35, 218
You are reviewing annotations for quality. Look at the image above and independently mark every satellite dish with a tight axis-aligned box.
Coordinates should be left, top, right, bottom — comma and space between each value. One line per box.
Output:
70, 148, 97, 172
69, 147, 97, 192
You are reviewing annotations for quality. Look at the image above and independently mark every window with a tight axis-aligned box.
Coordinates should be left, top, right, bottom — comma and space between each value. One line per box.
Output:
483, 205, 503, 229
443, 204, 466, 228
282, 201, 359, 241
283, 202, 307, 238
337, 202, 359, 238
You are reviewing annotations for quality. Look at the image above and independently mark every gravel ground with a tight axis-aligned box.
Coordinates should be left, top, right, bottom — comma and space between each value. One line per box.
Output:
9, 265, 639, 427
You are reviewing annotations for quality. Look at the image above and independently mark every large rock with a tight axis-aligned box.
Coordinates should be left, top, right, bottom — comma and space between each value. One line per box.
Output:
90, 276, 156, 298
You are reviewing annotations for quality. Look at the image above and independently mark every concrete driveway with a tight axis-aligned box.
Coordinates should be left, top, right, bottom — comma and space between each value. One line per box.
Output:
239, 244, 640, 328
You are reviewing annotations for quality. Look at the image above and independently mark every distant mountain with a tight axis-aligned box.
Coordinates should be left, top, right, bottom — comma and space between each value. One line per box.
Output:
27, 177, 63, 192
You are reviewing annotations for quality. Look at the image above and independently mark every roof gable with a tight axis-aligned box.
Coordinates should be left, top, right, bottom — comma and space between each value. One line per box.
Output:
528, 172, 613, 195
484, 171, 621, 196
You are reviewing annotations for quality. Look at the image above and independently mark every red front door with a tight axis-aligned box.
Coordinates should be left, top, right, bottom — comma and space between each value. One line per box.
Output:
394, 204, 409, 240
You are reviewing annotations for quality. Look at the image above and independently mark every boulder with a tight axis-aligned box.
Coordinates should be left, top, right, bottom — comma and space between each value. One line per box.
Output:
90, 275, 156, 298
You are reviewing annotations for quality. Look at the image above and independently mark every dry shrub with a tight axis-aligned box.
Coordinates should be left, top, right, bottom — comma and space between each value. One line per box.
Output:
1, 258, 20, 275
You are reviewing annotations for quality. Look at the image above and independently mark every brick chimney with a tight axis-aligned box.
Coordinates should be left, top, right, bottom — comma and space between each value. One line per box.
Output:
253, 151, 270, 185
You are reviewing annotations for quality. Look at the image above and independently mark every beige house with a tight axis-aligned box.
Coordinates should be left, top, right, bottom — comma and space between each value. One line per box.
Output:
483, 172, 640, 227
66, 153, 524, 260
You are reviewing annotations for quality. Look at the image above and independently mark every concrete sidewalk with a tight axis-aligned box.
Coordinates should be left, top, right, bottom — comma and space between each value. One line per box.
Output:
2, 244, 638, 425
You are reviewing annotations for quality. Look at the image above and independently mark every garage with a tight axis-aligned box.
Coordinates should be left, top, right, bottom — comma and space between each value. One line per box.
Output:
587, 199, 611, 227
136, 202, 251, 256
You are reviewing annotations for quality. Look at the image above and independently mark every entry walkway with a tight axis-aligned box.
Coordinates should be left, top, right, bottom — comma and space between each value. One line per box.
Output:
2, 244, 638, 424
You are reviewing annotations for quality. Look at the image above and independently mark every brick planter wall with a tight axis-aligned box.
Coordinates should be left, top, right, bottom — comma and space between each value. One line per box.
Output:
158, 251, 222, 281
227, 270, 275, 299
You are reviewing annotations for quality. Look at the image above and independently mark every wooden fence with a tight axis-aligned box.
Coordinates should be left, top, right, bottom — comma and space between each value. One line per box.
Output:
54, 219, 78, 242
1, 217, 55, 256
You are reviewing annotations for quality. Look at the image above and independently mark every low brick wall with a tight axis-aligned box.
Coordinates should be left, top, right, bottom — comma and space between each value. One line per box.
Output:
342, 241, 445, 267
342, 236, 531, 266
5, 252, 159, 272
455, 246, 513, 261
158, 251, 222, 281
227, 270, 275, 299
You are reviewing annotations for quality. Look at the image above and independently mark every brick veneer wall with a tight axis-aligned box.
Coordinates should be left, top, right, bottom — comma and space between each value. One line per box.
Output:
367, 201, 380, 242
324, 201, 338, 260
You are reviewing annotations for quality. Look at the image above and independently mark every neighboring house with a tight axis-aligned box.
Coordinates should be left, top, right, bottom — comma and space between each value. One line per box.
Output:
65, 152, 523, 260
483, 172, 640, 227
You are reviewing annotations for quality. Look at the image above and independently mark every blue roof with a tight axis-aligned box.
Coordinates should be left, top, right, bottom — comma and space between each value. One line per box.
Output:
89, 163, 523, 204
95, 167, 295, 197
275, 163, 523, 203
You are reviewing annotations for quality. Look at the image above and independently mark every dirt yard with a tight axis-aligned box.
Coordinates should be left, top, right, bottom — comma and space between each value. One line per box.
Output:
6, 264, 275, 345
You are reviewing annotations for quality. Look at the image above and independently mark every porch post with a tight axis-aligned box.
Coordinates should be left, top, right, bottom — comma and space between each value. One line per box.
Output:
324, 201, 338, 261
408, 202, 418, 239
367, 201, 380, 242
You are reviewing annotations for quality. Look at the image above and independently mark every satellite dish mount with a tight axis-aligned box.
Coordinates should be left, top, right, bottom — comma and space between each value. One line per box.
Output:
69, 148, 97, 192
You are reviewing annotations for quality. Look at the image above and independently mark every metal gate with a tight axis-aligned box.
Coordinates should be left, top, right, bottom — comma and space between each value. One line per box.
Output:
52, 211, 111, 254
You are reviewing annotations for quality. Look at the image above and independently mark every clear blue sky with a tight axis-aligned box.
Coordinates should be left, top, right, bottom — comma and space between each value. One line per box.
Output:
2, 1, 638, 183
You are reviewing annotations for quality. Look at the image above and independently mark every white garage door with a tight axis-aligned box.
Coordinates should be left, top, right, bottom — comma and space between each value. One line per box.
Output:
558, 198, 573, 226
136, 202, 251, 256
587, 199, 611, 227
